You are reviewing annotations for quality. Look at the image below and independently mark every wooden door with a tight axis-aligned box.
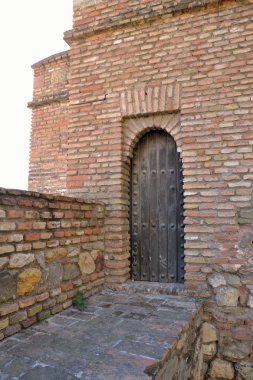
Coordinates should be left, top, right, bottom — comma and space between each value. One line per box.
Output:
131, 130, 184, 283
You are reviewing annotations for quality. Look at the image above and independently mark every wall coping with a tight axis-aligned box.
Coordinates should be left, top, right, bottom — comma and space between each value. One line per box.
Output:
31, 50, 69, 69
65, 0, 241, 43
0, 187, 104, 206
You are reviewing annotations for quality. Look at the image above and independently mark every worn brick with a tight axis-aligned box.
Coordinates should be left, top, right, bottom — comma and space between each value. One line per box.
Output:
0, 318, 9, 330
19, 297, 35, 309
9, 311, 27, 325
4, 323, 21, 337
0, 222, 15, 231
22, 316, 37, 329
35, 292, 49, 303
27, 304, 43, 317
0, 303, 19, 317
0, 245, 15, 255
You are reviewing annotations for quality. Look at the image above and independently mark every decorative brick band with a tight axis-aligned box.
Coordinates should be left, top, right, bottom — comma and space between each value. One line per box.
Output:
28, 91, 69, 109
120, 83, 181, 118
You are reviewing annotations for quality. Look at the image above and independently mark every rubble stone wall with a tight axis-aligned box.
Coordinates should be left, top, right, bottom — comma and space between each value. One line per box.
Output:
200, 210, 253, 379
0, 188, 105, 340
154, 306, 206, 380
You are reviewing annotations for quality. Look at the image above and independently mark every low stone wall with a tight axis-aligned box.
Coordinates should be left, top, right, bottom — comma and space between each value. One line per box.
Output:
146, 305, 206, 380
202, 302, 253, 380
201, 209, 253, 379
0, 188, 105, 340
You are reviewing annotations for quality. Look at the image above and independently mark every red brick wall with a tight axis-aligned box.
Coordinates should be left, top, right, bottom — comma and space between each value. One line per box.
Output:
29, 0, 253, 291
60, 0, 253, 292
0, 188, 105, 339
28, 52, 69, 194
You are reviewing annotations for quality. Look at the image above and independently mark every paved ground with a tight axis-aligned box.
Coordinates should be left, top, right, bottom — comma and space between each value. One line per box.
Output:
0, 288, 198, 380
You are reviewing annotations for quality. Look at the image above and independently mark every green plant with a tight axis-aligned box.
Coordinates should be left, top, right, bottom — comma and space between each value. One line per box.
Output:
73, 290, 88, 311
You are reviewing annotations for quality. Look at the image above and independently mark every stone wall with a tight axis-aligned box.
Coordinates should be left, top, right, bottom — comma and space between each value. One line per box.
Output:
0, 188, 105, 340
200, 209, 253, 379
152, 306, 206, 380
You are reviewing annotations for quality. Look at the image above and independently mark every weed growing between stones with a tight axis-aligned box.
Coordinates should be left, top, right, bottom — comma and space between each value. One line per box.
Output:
73, 290, 88, 311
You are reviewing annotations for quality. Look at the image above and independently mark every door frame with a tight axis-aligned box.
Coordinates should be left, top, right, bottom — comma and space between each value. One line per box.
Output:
129, 127, 185, 283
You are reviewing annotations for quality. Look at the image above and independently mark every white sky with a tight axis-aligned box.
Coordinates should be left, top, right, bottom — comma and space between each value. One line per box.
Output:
0, 1, 73, 190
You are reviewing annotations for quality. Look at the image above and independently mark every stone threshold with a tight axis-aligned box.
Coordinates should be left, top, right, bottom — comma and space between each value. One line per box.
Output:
116, 280, 187, 296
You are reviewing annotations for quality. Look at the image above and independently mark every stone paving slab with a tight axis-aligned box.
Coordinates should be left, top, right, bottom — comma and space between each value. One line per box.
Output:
0, 289, 199, 380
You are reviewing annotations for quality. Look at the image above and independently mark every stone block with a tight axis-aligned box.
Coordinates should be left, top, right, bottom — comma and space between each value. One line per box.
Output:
247, 294, 253, 308
0, 271, 17, 302
208, 273, 226, 288
210, 358, 234, 379
202, 342, 216, 360
63, 263, 80, 280
0, 257, 9, 270
216, 286, 239, 307
17, 268, 42, 296
79, 252, 95, 275
235, 361, 253, 380
67, 246, 80, 257
46, 247, 67, 262
202, 322, 218, 343
225, 274, 241, 288
9, 253, 35, 268
232, 326, 253, 341
222, 343, 252, 361
238, 232, 253, 249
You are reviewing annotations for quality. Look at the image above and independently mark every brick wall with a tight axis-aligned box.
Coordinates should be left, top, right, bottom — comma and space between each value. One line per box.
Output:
0, 188, 105, 340
28, 1, 253, 376
61, 0, 253, 291
28, 51, 69, 194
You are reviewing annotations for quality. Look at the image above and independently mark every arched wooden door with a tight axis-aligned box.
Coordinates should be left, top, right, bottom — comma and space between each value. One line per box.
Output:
131, 130, 184, 283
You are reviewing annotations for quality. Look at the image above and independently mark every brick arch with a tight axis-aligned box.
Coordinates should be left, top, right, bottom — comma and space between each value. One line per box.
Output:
123, 113, 182, 163
120, 113, 184, 284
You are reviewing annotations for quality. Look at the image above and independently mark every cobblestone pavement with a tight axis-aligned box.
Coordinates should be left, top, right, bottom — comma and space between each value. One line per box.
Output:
0, 288, 198, 380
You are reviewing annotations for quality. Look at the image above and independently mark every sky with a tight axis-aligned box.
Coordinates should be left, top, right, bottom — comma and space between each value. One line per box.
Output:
0, 1, 73, 190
